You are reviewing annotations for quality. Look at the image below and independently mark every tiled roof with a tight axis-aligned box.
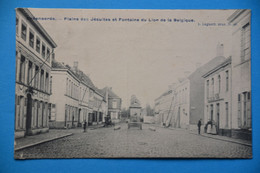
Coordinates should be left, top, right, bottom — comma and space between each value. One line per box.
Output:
52, 59, 67, 69
101, 87, 121, 99
52, 59, 107, 98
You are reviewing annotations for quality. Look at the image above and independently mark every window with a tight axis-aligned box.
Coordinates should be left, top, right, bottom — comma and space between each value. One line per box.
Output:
218, 75, 221, 93
112, 101, 117, 109
211, 78, 214, 97
210, 104, 214, 121
40, 69, 44, 91
29, 30, 34, 48
16, 96, 24, 129
206, 105, 209, 120
16, 16, 19, 35
21, 22, 27, 41
36, 37, 40, 53
42, 42, 46, 58
241, 23, 250, 61
34, 66, 39, 89
46, 48, 50, 62
50, 76, 52, 94
242, 92, 251, 128
66, 78, 68, 95
27, 61, 33, 85
238, 94, 242, 127
225, 102, 229, 128
45, 73, 49, 93
206, 80, 209, 98
19, 56, 25, 83
226, 70, 229, 91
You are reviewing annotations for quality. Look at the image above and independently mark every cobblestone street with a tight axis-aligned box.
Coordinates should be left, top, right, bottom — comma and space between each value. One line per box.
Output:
15, 123, 252, 159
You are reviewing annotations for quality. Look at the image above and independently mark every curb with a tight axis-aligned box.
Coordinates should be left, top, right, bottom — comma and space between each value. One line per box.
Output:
190, 132, 252, 147
150, 124, 252, 147
15, 133, 73, 151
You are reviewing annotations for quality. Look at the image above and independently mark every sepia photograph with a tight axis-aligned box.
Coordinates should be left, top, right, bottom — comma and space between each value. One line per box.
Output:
14, 8, 252, 159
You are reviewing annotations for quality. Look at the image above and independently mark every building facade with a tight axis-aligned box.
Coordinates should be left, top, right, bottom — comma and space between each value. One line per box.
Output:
15, 8, 57, 138
50, 61, 108, 128
228, 10, 251, 140
188, 54, 226, 130
50, 60, 80, 128
203, 57, 232, 135
171, 79, 190, 129
102, 87, 122, 122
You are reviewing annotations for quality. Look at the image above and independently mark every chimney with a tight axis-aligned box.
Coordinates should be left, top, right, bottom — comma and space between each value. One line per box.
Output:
73, 61, 78, 72
216, 43, 224, 57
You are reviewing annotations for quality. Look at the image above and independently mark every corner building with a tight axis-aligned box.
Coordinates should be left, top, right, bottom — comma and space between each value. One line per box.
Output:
15, 8, 57, 138
228, 10, 251, 140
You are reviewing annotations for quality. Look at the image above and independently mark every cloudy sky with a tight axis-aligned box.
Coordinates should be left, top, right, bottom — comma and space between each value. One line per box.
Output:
30, 9, 235, 108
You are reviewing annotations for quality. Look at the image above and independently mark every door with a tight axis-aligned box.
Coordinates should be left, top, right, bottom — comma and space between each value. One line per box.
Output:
216, 103, 220, 133
26, 94, 32, 135
177, 107, 181, 128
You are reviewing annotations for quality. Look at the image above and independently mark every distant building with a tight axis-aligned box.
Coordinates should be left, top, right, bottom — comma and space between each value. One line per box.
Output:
228, 10, 251, 140
154, 87, 175, 126
50, 61, 107, 128
15, 8, 57, 138
154, 52, 225, 130
102, 87, 122, 122
203, 57, 232, 135
129, 95, 142, 119
187, 53, 226, 130
171, 79, 190, 129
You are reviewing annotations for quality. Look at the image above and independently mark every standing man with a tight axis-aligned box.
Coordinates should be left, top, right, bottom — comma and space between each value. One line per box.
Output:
197, 119, 202, 135
83, 120, 87, 133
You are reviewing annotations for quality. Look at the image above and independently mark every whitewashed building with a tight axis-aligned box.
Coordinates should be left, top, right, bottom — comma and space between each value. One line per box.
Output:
15, 8, 57, 138
50, 60, 80, 128
171, 79, 190, 129
228, 10, 251, 140
203, 57, 232, 135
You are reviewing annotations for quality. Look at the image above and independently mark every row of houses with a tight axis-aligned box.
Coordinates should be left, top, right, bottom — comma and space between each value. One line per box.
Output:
15, 8, 122, 138
154, 10, 251, 140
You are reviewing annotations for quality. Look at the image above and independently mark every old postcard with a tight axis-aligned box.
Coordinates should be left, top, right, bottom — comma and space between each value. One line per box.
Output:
14, 8, 252, 159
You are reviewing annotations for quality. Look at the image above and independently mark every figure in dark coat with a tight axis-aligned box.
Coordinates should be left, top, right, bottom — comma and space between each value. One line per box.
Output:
197, 119, 202, 135
83, 120, 87, 132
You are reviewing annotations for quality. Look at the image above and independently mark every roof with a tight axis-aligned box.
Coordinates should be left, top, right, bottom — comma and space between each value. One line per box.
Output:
202, 57, 232, 78
101, 87, 121, 99
18, 8, 57, 48
52, 59, 104, 98
188, 56, 226, 80
52, 59, 67, 69
129, 103, 142, 108
227, 10, 250, 23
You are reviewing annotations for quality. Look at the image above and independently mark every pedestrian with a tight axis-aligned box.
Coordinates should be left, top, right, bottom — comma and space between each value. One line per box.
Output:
197, 119, 202, 135
83, 120, 87, 133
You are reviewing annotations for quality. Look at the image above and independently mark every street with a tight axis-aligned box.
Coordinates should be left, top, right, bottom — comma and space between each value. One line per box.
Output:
15, 123, 252, 159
